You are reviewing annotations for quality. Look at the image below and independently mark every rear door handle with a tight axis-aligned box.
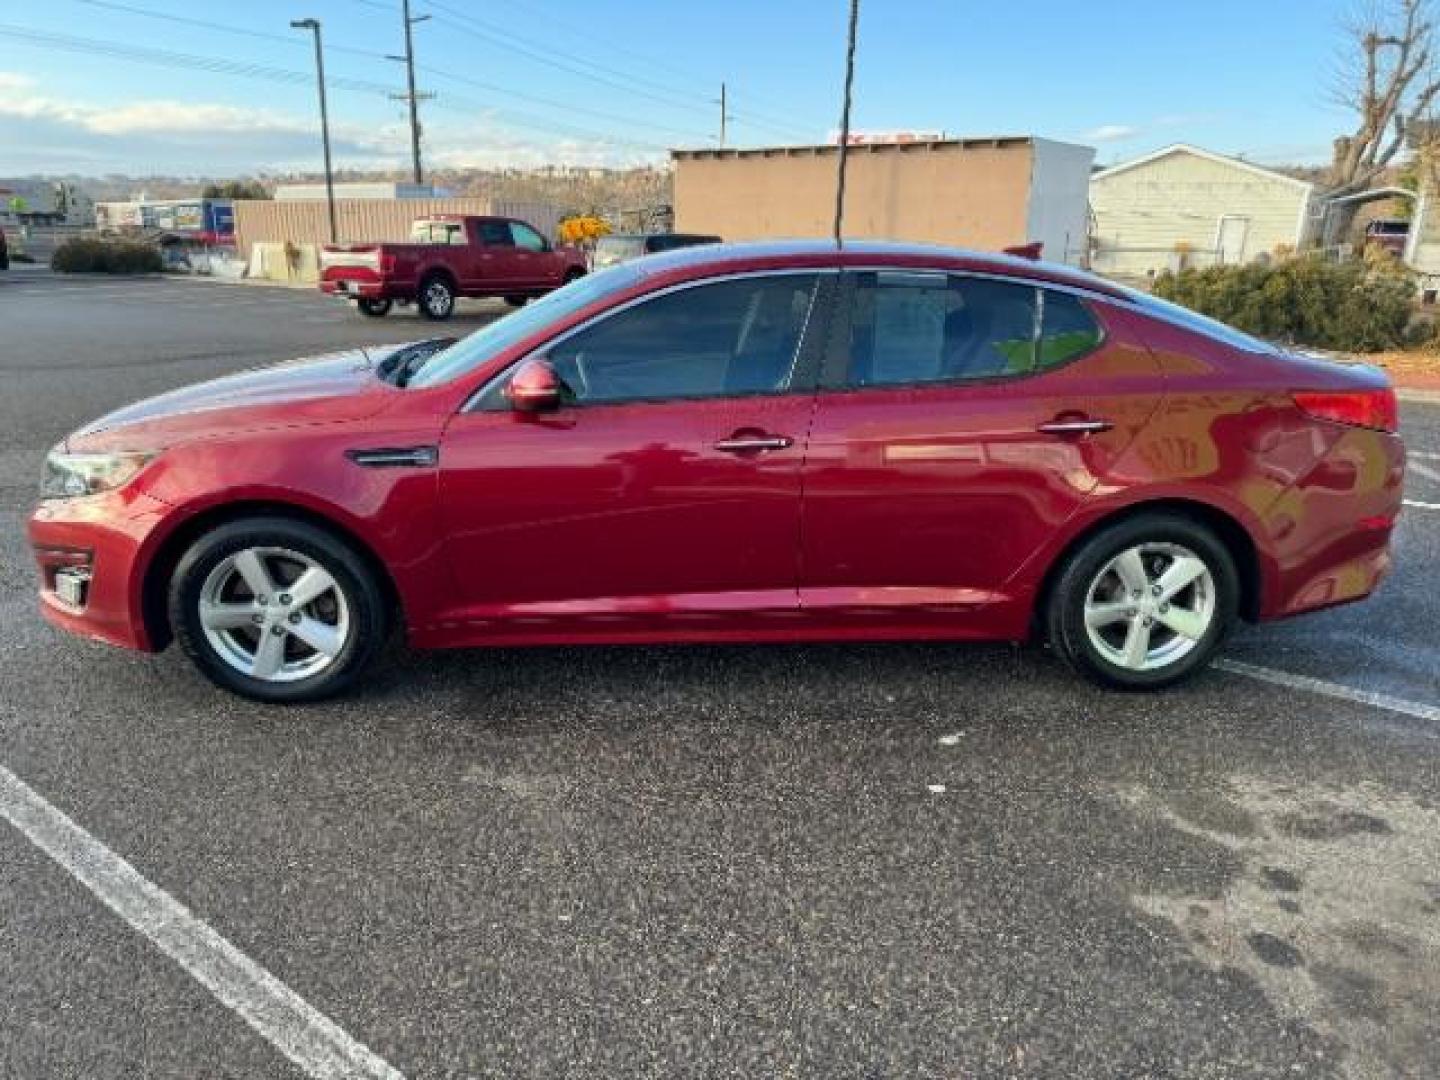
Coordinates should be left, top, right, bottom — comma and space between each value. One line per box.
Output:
714, 435, 793, 454
1037, 418, 1113, 436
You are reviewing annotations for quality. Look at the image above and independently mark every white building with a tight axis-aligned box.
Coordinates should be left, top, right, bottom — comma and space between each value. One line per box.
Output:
1089, 144, 1318, 277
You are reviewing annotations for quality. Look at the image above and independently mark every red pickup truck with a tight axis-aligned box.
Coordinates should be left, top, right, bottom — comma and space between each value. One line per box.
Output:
319, 215, 587, 320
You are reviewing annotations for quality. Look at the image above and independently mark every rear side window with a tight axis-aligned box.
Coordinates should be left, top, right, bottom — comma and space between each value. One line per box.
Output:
846, 272, 1103, 387
848, 272, 1038, 387
547, 274, 819, 405
478, 220, 512, 246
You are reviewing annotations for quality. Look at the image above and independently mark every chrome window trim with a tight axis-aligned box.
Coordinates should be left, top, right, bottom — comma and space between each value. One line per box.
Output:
462, 267, 839, 413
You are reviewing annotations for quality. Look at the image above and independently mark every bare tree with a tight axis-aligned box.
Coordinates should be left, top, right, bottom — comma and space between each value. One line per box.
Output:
1330, 0, 1440, 213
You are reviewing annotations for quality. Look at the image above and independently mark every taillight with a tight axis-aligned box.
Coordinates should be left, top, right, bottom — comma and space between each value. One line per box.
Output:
1293, 389, 1398, 433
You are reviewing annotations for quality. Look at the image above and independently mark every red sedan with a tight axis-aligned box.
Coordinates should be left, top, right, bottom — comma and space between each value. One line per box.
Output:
29, 241, 1405, 702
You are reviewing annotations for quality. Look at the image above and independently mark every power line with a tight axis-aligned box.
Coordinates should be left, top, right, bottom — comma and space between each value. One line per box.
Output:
0, 22, 675, 155
416, 0, 811, 142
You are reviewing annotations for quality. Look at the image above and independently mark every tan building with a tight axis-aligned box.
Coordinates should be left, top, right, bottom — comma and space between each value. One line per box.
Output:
671, 136, 1095, 266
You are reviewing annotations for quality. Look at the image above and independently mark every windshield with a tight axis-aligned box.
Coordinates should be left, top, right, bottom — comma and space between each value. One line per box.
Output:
407, 262, 644, 388
1125, 287, 1278, 355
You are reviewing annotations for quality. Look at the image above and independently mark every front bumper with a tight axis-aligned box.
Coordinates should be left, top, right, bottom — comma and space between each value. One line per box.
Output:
28, 489, 173, 652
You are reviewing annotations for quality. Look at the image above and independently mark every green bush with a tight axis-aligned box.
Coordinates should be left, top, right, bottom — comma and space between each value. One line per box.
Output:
1151, 254, 1415, 353
51, 237, 163, 274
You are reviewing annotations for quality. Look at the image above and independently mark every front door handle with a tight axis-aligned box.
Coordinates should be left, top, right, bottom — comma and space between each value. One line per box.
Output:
714, 435, 794, 454
1037, 418, 1113, 436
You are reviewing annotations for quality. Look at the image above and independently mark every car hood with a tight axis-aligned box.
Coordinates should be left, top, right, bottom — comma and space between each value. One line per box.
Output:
69, 344, 408, 451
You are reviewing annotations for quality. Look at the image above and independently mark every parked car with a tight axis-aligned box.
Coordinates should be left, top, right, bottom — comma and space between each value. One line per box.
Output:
1364, 218, 1410, 257
591, 232, 721, 270
0, 226, 9, 270
319, 215, 587, 320
31, 241, 1404, 702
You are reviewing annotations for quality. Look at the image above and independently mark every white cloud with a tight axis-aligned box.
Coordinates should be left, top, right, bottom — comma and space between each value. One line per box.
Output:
1083, 124, 1140, 144
0, 71, 661, 175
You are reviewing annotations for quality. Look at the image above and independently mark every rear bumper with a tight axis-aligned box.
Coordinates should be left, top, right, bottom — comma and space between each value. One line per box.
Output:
28, 490, 173, 652
1261, 428, 1406, 619
320, 279, 392, 300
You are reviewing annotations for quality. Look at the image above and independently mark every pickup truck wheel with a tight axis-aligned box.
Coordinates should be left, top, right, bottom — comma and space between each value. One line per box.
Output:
418, 275, 456, 321
503, 294, 528, 308
563, 268, 585, 285
357, 298, 392, 318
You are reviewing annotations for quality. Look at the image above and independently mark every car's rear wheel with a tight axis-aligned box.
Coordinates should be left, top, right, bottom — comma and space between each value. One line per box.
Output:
562, 268, 585, 285
357, 297, 392, 318
1046, 513, 1238, 690
503, 294, 528, 308
418, 274, 455, 320
168, 517, 389, 702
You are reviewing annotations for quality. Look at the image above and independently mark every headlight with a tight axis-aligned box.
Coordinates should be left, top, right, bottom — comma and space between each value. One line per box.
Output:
39, 450, 157, 501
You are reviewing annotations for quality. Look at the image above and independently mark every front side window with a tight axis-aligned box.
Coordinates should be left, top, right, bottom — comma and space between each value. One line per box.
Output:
546, 274, 819, 405
509, 222, 547, 251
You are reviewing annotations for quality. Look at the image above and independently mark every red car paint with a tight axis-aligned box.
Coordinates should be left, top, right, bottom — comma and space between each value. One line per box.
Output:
318, 215, 586, 305
30, 241, 1404, 659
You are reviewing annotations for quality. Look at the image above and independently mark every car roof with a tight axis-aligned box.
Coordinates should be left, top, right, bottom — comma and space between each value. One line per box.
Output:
628, 238, 1129, 299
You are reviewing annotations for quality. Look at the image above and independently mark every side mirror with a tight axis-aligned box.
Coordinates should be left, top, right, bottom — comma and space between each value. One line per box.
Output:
505, 359, 563, 412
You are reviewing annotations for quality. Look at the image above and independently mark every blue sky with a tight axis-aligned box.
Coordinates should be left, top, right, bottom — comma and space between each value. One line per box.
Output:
0, 0, 1363, 176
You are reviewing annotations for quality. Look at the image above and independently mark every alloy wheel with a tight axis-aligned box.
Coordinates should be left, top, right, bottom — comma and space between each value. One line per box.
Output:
1082, 542, 1216, 672
197, 546, 351, 683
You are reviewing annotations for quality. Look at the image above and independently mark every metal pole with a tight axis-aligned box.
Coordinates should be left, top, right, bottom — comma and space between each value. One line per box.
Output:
832, 0, 860, 246
293, 19, 338, 243
314, 28, 337, 243
401, 0, 424, 184
719, 82, 727, 148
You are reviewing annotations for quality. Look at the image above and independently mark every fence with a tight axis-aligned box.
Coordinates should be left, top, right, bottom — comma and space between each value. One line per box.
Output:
232, 198, 562, 260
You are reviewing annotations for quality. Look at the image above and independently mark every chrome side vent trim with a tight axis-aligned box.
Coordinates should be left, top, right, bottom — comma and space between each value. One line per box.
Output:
345, 446, 439, 468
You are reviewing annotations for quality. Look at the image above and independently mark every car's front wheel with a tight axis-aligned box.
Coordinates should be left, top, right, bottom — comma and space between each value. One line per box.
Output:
357, 297, 392, 318
1046, 513, 1238, 690
168, 517, 389, 702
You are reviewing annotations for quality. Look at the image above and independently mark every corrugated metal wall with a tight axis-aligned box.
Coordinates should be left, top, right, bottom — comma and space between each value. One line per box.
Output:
233, 198, 562, 256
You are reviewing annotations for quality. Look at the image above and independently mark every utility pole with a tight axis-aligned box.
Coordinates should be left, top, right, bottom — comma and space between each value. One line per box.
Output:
388, 0, 432, 186
291, 18, 337, 243
832, 0, 860, 245
718, 82, 729, 148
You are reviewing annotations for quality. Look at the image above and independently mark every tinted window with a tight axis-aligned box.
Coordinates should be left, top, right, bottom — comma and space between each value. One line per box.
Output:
1037, 290, 1104, 370
547, 274, 818, 405
509, 221, 547, 251
479, 220, 512, 246
848, 272, 1039, 387
408, 262, 644, 389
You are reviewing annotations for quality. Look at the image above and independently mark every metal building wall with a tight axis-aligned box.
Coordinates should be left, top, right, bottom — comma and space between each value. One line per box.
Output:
233, 198, 562, 256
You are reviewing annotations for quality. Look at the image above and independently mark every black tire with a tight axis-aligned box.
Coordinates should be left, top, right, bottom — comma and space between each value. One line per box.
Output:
357, 297, 392, 318
562, 268, 585, 285
417, 273, 456, 320
168, 517, 390, 703
503, 294, 528, 308
1045, 513, 1239, 691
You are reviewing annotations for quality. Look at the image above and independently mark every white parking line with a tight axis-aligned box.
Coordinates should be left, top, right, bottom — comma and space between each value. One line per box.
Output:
1404, 500, 1440, 510
1410, 460, 1440, 484
1216, 659, 1440, 724
0, 766, 406, 1080
1409, 450, 1440, 462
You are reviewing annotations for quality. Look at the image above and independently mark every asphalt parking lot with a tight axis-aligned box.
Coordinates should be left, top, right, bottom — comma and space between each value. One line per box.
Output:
2, 268, 1438, 1079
